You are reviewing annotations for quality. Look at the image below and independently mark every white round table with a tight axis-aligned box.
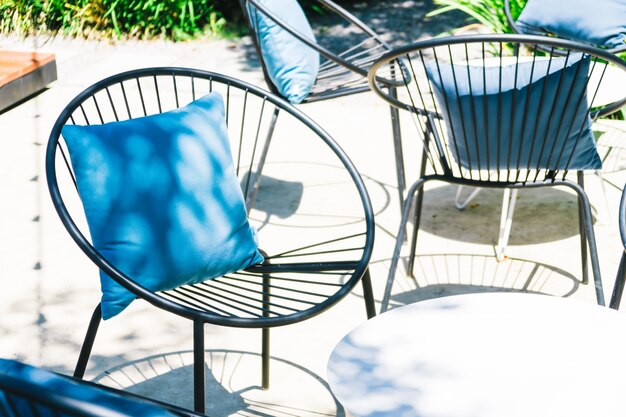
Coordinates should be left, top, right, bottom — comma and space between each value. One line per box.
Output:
327, 293, 626, 417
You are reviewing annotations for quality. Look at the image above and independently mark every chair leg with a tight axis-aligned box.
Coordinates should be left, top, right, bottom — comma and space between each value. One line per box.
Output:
406, 130, 431, 277
73, 304, 102, 379
388, 87, 406, 211
610, 252, 626, 309
569, 180, 605, 306
406, 188, 424, 278
193, 320, 205, 413
577, 172, 589, 285
261, 258, 271, 389
361, 268, 377, 319
495, 189, 518, 262
595, 170, 612, 225
245, 108, 280, 213
381, 178, 427, 313
454, 185, 482, 210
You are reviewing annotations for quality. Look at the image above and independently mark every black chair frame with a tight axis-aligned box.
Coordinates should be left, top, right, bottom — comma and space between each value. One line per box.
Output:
610, 187, 626, 309
46, 67, 376, 413
239, 0, 410, 210
368, 34, 626, 312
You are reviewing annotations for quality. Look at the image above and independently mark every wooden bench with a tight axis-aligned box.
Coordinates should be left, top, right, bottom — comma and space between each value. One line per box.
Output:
0, 51, 57, 113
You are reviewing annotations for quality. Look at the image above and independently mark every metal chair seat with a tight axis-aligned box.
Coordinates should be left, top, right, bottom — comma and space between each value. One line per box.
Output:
305, 38, 390, 101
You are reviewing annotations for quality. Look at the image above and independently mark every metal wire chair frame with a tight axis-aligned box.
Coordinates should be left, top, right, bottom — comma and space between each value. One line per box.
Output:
0, 362, 204, 417
610, 187, 626, 309
368, 33, 626, 312
238, 0, 410, 210
45, 67, 376, 413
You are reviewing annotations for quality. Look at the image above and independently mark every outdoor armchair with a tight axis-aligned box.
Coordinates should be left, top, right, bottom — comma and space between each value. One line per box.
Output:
238, 0, 410, 209
0, 359, 204, 416
45, 67, 375, 413
368, 34, 626, 312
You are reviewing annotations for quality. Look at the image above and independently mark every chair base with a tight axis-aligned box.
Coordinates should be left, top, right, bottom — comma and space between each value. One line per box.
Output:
72, 268, 377, 414
381, 176, 605, 313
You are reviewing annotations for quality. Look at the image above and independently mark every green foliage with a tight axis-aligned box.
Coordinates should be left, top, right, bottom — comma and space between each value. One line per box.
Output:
428, 0, 527, 34
0, 0, 236, 40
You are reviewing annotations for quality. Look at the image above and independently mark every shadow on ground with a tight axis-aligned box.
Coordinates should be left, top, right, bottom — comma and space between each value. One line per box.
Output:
413, 184, 587, 245
382, 253, 581, 310
93, 350, 345, 417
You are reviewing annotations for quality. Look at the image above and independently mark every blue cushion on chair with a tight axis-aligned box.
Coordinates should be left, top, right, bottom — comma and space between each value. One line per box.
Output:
62, 92, 264, 320
247, 0, 320, 104
425, 55, 602, 171
0, 359, 177, 416
517, 0, 626, 48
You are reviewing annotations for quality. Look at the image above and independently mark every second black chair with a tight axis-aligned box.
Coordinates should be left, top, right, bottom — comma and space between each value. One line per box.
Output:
239, 0, 409, 209
368, 34, 626, 312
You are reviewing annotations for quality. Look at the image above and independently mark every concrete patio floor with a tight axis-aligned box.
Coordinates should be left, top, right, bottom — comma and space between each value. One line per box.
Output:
2, 2, 626, 416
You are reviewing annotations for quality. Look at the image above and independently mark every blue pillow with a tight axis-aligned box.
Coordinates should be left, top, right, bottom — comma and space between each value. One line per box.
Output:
425, 55, 602, 171
517, 0, 626, 48
62, 92, 264, 320
0, 359, 178, 416
247, 0, 320, 104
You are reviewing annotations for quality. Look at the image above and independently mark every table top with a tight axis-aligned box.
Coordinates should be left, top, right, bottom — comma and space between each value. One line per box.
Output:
327, 293, 626, 417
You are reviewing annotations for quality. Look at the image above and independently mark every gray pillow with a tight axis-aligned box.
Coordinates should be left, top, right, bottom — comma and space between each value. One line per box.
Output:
517, 0, 626, 48
425, 55, 602, 171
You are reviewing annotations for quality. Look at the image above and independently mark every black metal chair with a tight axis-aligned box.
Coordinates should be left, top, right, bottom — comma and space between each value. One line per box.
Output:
609, 187, 626, 309
45, 67, 375, 413
368, 34, 626, 312
238, 0, 409, 210
0, 359, 204, 417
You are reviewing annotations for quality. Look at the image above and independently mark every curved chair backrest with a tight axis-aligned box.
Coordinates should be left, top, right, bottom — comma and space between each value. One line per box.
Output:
46, 67, 374, 328
0, 359, 200, 417
369, 34, 626, 185
504, 0, 626, 54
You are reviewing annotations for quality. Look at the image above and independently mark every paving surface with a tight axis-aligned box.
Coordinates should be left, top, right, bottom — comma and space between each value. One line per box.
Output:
1, 2, 625, 416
